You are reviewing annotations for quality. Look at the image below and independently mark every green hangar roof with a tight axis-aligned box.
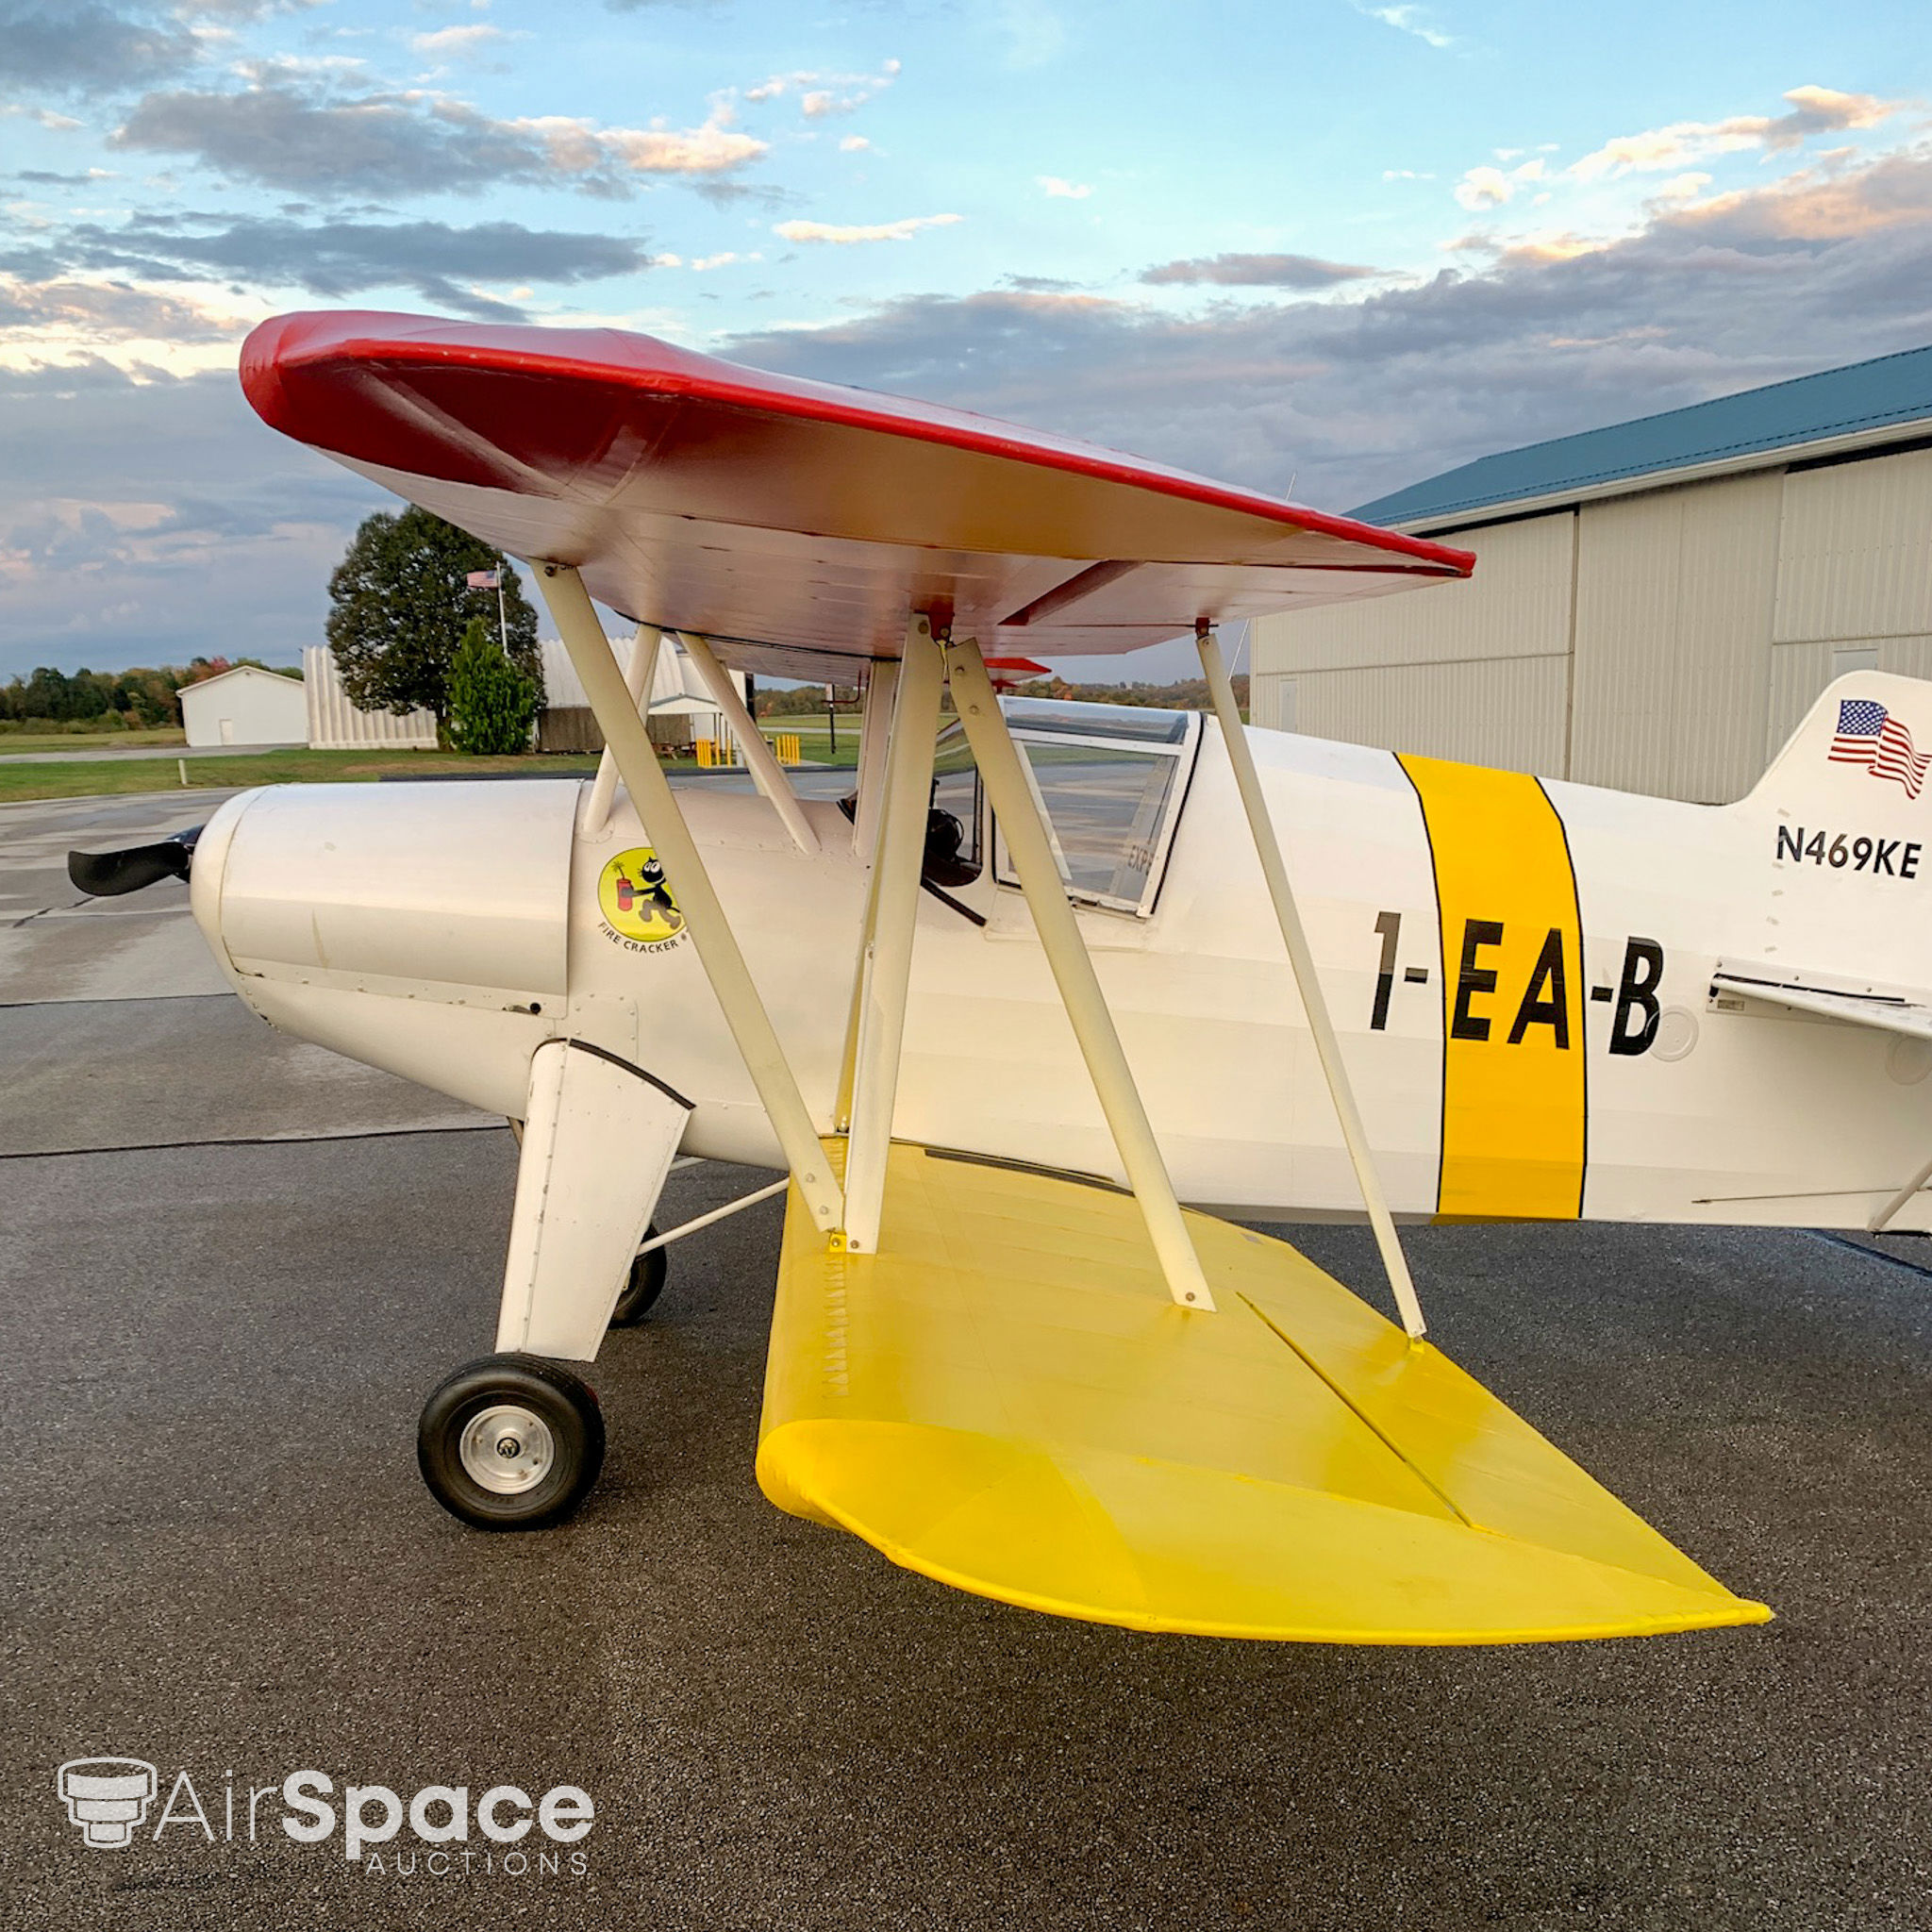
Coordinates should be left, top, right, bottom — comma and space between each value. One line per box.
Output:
1355, 341, 1932, 533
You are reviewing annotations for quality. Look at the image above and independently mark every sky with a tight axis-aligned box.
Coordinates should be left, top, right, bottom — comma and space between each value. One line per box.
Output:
3, 0, 1931, 684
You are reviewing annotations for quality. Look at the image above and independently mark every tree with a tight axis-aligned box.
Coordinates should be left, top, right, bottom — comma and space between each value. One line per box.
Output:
325, 508, 542, 730
115, 667, 180, 727
446, 619, 541, 755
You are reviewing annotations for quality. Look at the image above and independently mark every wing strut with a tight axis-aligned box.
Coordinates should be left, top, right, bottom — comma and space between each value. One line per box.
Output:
537, 562, 843, 1232
835, 659, 902, 1128
1194, 625, 1426, 1338
1872, 1152, 1932, 1232
840, 616, 945, 1253
946, 632, 1215, 1312
850, 658, 897, 861
679, 630, 819, 856
583, 622, 660, 836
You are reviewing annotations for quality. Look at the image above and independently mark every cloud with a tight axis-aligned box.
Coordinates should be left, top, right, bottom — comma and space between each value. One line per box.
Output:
1771, 84, 1902, 145
658, 248, 755, 272
11, 130, 1932, 680
1038, 175, 1091, 199
409, 25, 508, 60
1454, 165, 1511, 210
739, 64, 897, 117
839, 135, 871, 153
1571, 86, 1901, 181
0, 2, 199, 97
532, 112, 765, 179
1383, 169, 1435, 181
1140, 252, 1382, 289
721, 141, 1932, 519
1, 213, 655, 322
109, 79, 766, 197
0, 2, 329, 103
1660, 144, 1932, 243
1354, 5, 1453, 50
1648, 172, 1714, 207
1454, 157, 1546, 210
773, 213, 962, 243
0, 277, 238, 344
2, 106, 85, 131
181, 1, 326, 17
0, 360, 388, 671
9, 168, 115, 187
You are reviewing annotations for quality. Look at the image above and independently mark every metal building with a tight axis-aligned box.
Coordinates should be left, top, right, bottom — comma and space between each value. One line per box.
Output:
535, 636, 743, 754
1250, 344, 1932, 803
303, 645, 439, 749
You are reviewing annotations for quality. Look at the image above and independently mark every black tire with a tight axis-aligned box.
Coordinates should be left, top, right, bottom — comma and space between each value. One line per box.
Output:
417, 1354, 605, 1530
609, 1232, 667, 1327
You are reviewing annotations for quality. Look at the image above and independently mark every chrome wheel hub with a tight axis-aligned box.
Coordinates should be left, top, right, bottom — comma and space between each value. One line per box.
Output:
458, 1402, 555, 1494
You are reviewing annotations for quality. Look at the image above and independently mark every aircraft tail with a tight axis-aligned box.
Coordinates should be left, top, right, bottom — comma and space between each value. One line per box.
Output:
1740, 670, 1932, 990
1751, 672, 1932, 818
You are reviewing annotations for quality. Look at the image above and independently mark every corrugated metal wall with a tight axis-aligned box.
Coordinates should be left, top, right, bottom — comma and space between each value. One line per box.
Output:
1250, 437, 1932, 803
1569, 469, 1781, 801
1774, 447, 1932, 645
1249, 514, 1575, 775
304, 646, 439, 749
1281, 656, 1571, 773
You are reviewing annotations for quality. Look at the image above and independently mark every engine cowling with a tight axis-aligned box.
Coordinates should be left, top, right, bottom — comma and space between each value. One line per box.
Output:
189, 781, 582, 1117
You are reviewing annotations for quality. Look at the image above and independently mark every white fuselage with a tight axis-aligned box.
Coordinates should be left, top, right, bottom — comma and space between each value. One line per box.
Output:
188, 704, 1932, 1234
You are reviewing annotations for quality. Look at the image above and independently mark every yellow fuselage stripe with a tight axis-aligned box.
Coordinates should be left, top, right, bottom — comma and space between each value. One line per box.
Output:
1399, 755, 1587, 1222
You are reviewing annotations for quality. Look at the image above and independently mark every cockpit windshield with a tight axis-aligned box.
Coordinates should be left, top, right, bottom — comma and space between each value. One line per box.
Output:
999, 697, 1192, 746
924, 700, 1198, 918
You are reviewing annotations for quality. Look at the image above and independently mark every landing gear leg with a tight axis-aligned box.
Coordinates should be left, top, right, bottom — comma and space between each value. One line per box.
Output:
416, 1038, 691, 1530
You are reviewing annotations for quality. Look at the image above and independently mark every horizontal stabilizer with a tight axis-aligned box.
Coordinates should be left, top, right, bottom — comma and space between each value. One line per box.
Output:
1711, 967, 1932, 1041
758, 1144, 1769, 1645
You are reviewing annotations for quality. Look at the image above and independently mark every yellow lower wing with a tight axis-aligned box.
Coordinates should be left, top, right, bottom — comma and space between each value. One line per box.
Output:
757, 1144, 1770, 1644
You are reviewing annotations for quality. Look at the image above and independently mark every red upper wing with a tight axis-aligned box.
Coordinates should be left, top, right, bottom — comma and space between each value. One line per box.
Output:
242, 308, 1471, 669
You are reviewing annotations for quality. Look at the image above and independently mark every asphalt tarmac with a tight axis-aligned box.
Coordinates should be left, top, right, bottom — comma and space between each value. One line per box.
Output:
1, 791, 1927, 1930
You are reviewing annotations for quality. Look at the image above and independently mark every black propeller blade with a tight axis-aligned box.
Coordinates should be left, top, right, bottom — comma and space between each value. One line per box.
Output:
67, 827, 203, 898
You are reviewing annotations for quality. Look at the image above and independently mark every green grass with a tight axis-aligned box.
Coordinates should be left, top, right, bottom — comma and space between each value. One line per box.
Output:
0, 747, 603, 805
0, 724, 858, 803
0, 725, 187, 753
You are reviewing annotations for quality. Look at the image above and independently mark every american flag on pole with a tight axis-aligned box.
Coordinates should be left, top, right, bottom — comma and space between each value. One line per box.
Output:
465, 569, 501, 590
1830, 698, 1930, 799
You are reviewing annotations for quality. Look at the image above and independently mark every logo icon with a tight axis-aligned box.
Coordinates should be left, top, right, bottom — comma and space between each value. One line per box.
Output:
58, 1758, 157, 1849
597, 847, 684, 947
1829, 698, 1929, 799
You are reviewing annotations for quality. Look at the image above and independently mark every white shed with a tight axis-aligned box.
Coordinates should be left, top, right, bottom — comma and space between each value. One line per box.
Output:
178, 665, 308, 748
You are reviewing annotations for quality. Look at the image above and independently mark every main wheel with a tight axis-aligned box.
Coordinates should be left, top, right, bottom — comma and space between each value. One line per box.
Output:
417, 1355, 605, 1530
609, 1231, 667, 1327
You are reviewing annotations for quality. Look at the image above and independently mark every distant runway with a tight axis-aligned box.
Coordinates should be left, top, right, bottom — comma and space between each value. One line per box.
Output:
2, 786, 1927, 1930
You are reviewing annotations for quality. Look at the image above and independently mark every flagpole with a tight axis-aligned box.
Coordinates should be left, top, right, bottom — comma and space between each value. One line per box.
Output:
495, 575, 508, 657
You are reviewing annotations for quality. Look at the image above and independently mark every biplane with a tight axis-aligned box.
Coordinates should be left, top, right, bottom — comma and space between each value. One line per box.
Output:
75, 309, 1929, 1645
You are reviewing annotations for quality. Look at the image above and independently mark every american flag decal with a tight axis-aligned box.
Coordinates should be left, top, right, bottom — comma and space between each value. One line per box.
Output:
1830, 698, 1929, 799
